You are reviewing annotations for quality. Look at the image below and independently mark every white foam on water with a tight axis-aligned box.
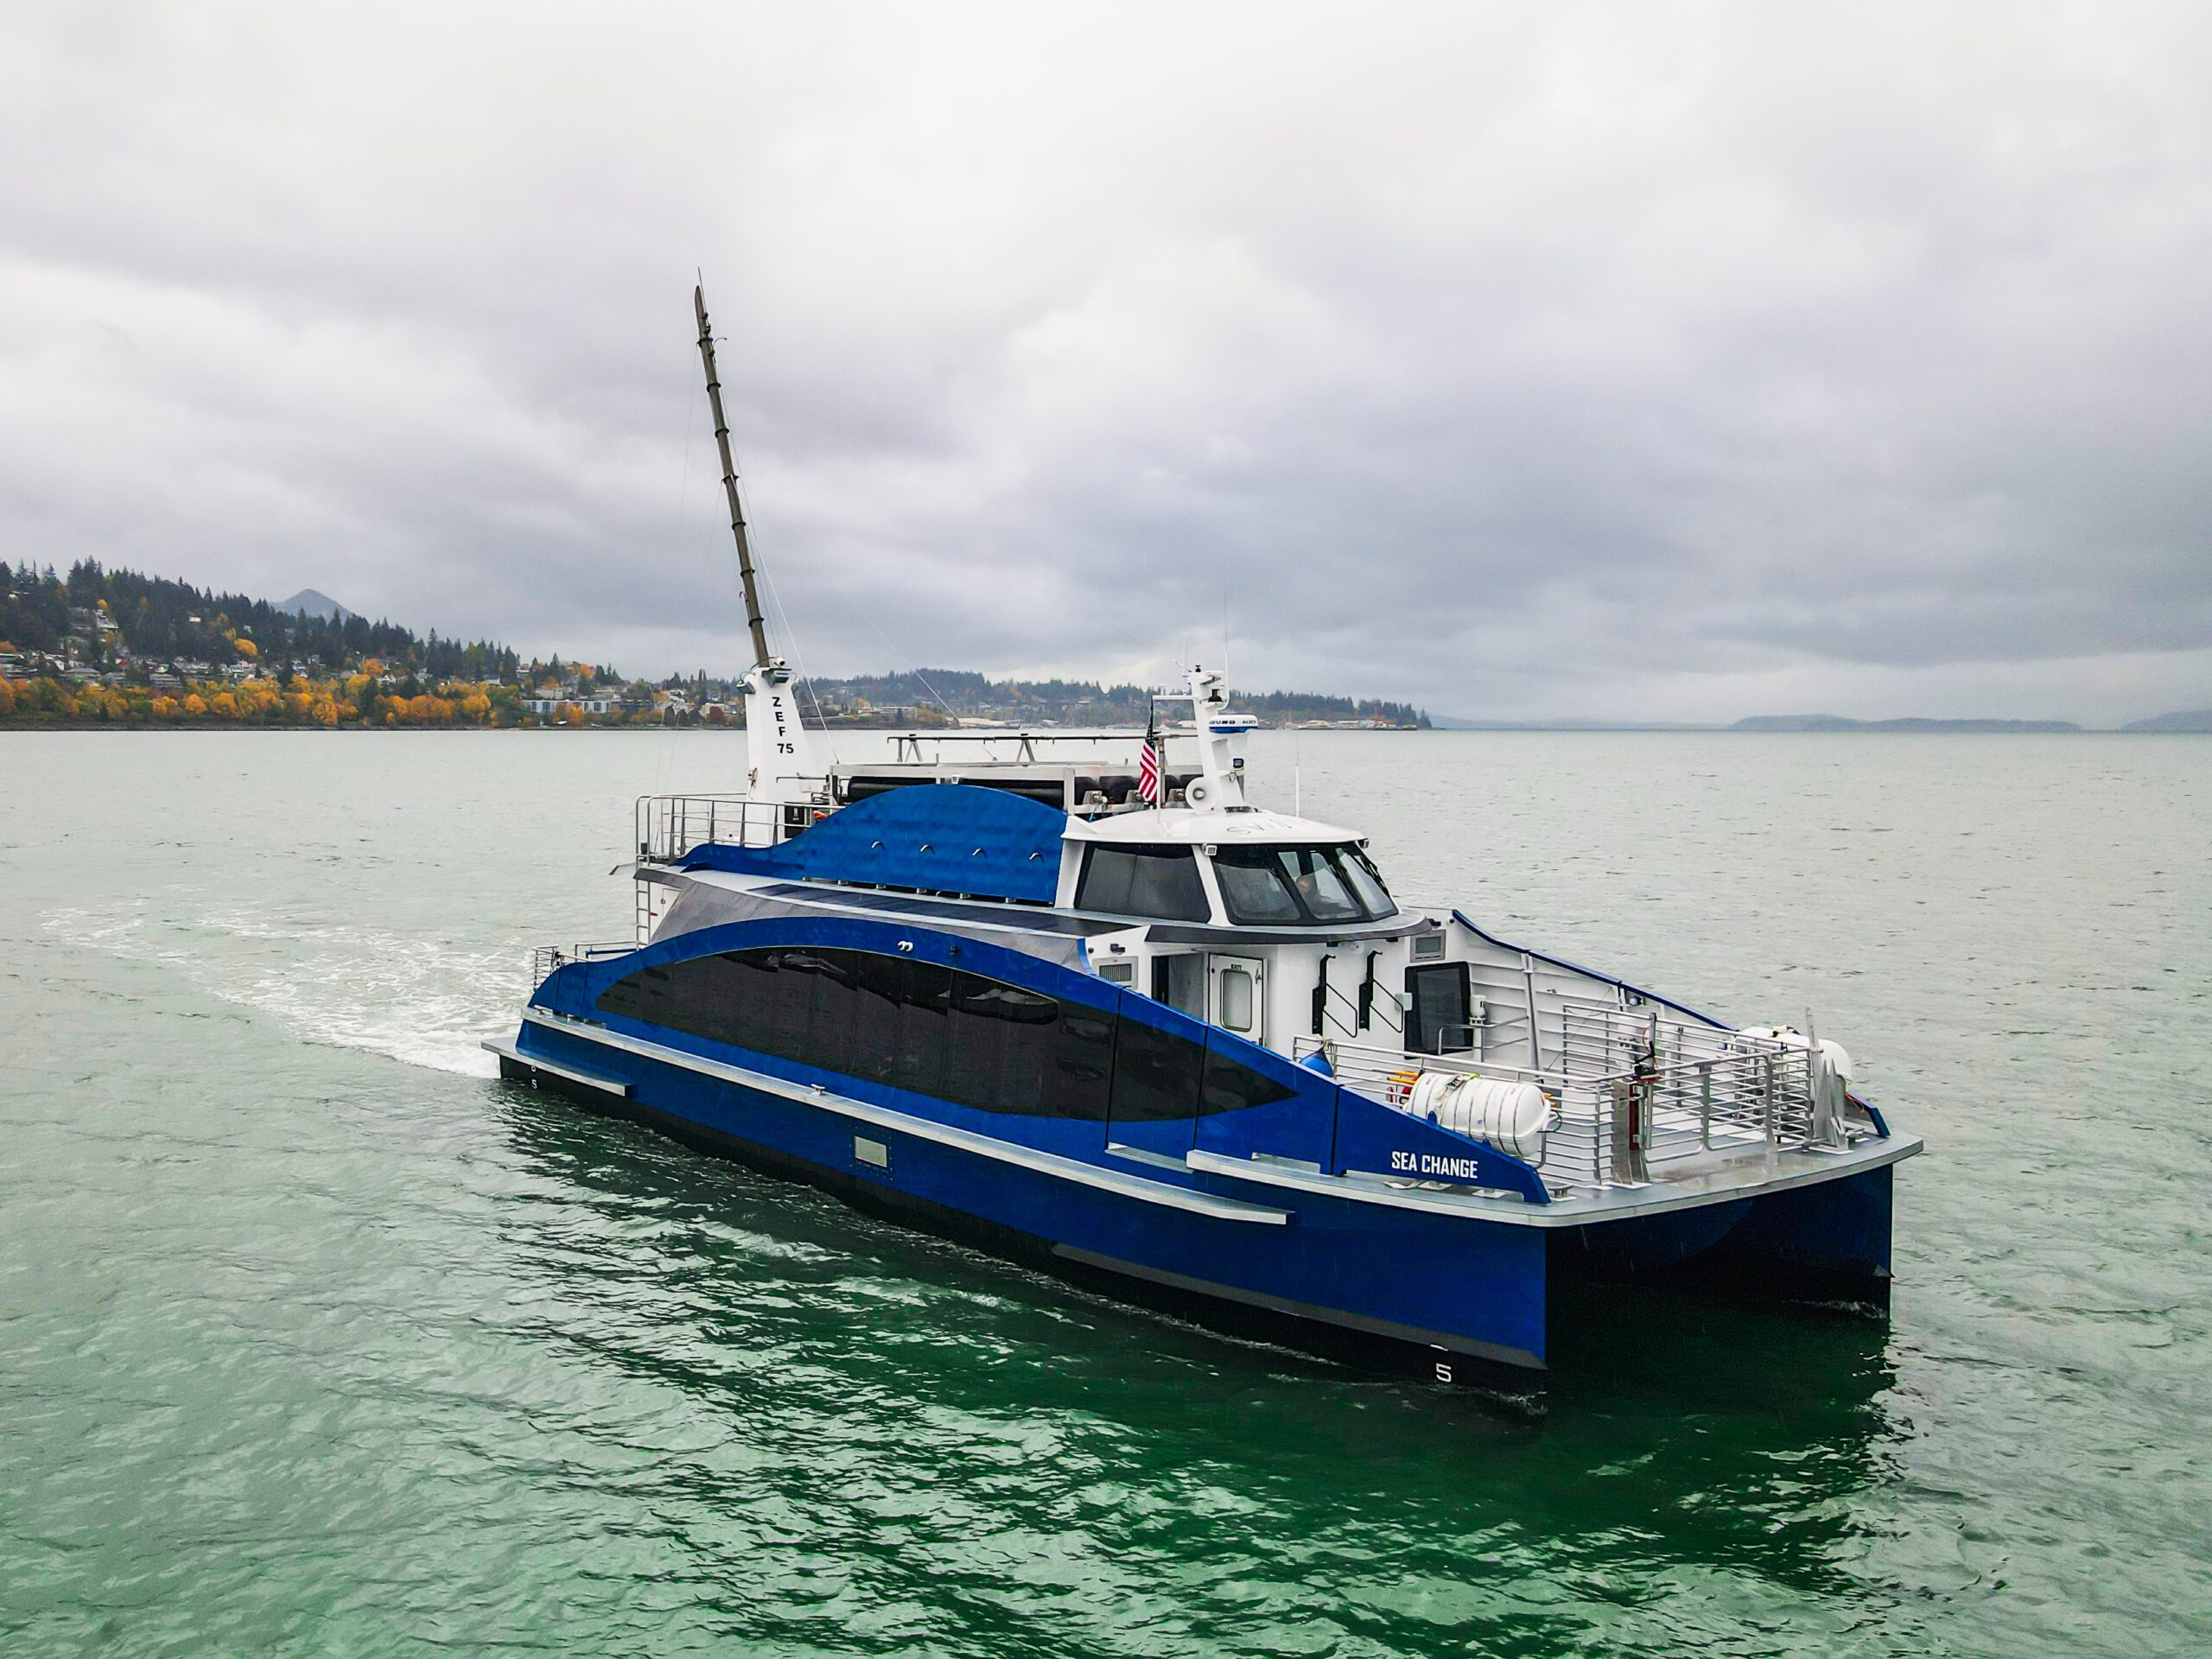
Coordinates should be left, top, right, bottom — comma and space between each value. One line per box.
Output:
44, 898, 524, 1077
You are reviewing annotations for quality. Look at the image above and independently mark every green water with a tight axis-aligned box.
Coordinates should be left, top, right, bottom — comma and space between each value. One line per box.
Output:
3, 730, 2206, 1656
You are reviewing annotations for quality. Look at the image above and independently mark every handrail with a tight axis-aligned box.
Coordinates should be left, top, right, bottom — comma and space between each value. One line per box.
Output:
1296, 1014, 1835, 1192
634, 792, 828, 862
1319, 972, 1388, 1039
531, 941, 636, 987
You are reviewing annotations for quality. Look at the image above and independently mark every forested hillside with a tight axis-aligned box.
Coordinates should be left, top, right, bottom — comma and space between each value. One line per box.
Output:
0, 561, 517, 682
1, 561, 1427, 730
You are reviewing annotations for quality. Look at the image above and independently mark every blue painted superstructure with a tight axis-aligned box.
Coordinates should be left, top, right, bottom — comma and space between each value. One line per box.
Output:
677, 785, 1066, 903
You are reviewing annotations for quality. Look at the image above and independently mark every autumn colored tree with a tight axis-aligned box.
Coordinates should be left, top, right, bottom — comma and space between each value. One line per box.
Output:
182, 692, 207, 717
0, 679, 15, 718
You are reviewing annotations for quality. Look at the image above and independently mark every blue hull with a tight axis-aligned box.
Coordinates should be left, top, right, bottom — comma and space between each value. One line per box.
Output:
505, 1018, 1549, 1376
1548, 1166, 1894, 1293
496, 899, 1904, 1382
502, 1019, 1897, 1382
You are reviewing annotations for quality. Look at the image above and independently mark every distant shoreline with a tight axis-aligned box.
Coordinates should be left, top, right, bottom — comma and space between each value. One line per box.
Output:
4, 721, 2200, 736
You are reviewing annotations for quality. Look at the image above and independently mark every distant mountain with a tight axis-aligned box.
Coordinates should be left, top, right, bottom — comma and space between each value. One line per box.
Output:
1732, 714, 2082, 733
275, 588, 353, 621
1730, 714, 1860, 732
796, 671, 1427, 729
1431, 715, 1710, 730
2121, 709, 2212, 733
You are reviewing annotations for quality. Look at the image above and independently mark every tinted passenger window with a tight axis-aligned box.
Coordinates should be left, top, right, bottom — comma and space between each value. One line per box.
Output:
786, 949, 855, 1077
1052, 1003, 1116, 1122
1107, 1015, 1205, 1123
897, 960, 951, 1103
597, 946, 1124, 1122
1076, 844, 1211, 921
595, 949, 1287, 1129
848, 950, 906, 1086
971, 976, 1060, 1115
1201, 1044, 1298, 1115
943, 972, 1011, 1112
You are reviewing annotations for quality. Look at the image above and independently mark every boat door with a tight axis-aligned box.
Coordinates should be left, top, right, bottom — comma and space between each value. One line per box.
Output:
1406, 961, 1475, 1056
1207, 954, 1266, 1046
1149, 953, 1206, 1019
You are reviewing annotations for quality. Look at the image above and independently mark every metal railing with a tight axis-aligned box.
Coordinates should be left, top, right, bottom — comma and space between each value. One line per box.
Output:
531, 941, 637, 987
887, 728, 1164, 765
1296, 1006, 1847, 1192
634, 793, 829, 863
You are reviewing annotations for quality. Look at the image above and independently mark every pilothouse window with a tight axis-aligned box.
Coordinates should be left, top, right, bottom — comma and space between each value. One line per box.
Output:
1076, 844, 1211, 922
1337, 845, 1395, 916
1211, 843, 1398, 925
1212, 854, 1301, 923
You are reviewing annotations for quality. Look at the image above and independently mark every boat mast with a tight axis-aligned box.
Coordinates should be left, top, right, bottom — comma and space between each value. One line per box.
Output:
693, 283, 772, 670
689, 282, 821, 816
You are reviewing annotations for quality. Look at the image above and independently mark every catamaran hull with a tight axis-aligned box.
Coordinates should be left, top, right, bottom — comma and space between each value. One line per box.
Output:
1546, 1164, 1893, 1291
496, 1020, 1897, 1382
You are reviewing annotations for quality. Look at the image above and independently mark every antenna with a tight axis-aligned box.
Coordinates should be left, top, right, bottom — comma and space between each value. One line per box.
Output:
689, 281, 822, 809
693, 283, 772, 670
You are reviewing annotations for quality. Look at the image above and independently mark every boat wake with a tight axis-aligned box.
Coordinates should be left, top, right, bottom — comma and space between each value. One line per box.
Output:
44, 898, 523, 1077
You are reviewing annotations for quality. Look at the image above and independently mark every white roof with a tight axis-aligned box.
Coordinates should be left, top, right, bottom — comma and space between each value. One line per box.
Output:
1062, 806, 1362, 846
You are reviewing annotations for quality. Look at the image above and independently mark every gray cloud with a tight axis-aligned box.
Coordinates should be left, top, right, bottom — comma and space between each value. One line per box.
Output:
3, 2, 2209, 722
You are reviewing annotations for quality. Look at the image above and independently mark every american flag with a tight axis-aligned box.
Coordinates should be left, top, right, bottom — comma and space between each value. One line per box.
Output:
1138, 707, 1163, 805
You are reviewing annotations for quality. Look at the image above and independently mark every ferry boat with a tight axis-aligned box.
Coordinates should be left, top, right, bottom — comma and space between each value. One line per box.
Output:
487, 289, 1920, 1380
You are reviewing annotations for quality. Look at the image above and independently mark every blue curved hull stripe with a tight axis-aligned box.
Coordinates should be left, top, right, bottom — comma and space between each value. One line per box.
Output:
518, 1008, 1288, 1224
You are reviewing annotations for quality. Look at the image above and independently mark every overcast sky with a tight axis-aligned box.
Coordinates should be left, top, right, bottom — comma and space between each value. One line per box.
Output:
4, 3, 2209, 721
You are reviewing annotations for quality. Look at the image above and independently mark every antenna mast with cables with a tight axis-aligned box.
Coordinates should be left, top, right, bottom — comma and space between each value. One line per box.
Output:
689, 280, 820, 810
694, 283, 772, 671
